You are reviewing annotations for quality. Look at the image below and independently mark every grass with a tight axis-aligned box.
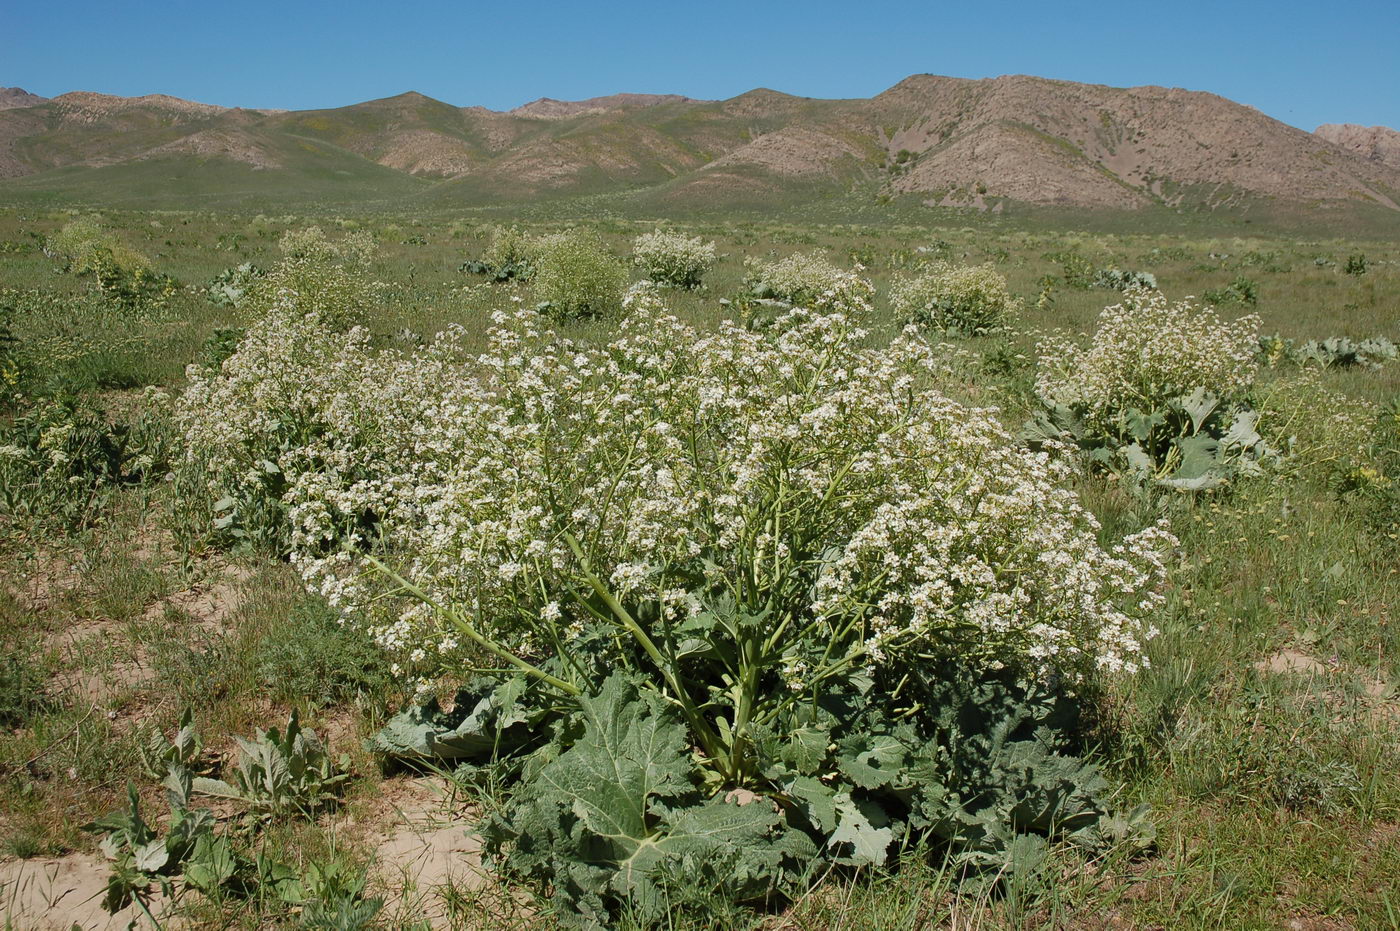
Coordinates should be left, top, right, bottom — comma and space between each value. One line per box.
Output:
0, 203, 1396, 927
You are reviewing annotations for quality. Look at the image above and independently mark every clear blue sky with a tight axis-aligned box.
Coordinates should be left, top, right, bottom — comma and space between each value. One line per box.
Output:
5, 0, 1398, 130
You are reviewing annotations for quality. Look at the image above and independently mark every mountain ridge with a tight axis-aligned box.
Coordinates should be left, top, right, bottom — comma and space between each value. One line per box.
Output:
0, 78, 1396, 218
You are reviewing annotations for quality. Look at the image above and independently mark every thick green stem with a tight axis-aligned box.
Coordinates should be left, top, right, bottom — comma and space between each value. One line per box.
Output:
365, 556, 581, 696
561, 532, 728, 768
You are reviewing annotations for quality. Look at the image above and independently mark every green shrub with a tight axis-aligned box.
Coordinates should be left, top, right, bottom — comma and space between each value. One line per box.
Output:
1337, 398, 1400, 543
483, 225, 536, 270
1029, 290, 1268, 489
241, 227, 383, 330
1043, 250, 1094, 289
0, 390, 175, 530
46, 218, 178, 314
741, 251, 873, 309
1092, 268, 1158, 291
632, 229, 717, 289
889, 262, 1020, 334
0, 302, 20, 408
1203, 275, 1258, 306
532, 230, 627, 320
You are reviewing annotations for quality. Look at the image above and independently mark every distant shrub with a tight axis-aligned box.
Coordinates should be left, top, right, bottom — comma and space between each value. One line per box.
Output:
1259, 334, 1398, 370
47, 218, 178, 314
1203, 276, 1258, 306
205, 263, 265, 308
1043, 250, 1095, 289
1344, 254, 1368, 276
1092, 268, 1158, 291
241, 227, 383, 330
742, 251, 873, 310
1029, 290, 1267, 489
48, 218, 142, 275
889, 262, 1020, 334
484, 225, 535, 270
631, 229, 716, 289
532, 230, 627, 320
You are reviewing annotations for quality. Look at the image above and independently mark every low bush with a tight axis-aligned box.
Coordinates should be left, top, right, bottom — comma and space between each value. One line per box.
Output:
889, 262, 1020, 334
1203, 275, 1258, 306
740, 251, 874, 312
1029, 289, 1267, 489
531, 229, 627, 319
0, 390, 175, 530
632, 229, 717, 289
1092, 268, 1158, 291
240, 227, 383, 330
184, 280, 1173, 922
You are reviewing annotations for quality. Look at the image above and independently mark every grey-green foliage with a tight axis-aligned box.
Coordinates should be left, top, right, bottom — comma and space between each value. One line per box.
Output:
481, 675, 813, 928
138, 708, 204, 780
532, 230, 627, 320
192, 710, 348, 819
83, 777, 236, 914
1092, 268, 1158, 291
85, 769, 382, 922
386, 665, 1147, 928
1025, 387, 1272, 491
1259, 333, 1397, 370
205, 263, 265, 308
371, 674, 547, 763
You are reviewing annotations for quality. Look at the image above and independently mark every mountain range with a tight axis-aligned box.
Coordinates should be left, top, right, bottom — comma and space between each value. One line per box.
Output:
1, 75, 1398, 219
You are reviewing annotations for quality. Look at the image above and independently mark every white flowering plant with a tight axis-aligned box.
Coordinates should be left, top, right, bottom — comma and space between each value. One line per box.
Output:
889, 262, 1020, 334
741, 251, 874, 311
0, 388, 174, 531
183, 272, 1172, 920
631, 229, 717, 289
531, 229, 628, 320
1029, 288, 1271, 490
239, 227, 384, 331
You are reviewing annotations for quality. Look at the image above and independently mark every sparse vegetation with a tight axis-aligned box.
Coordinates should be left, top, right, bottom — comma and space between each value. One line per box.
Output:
0, 205, 1397, 929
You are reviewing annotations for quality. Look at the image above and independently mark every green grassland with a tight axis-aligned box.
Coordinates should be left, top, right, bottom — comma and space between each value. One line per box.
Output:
0, 205, 1398, 929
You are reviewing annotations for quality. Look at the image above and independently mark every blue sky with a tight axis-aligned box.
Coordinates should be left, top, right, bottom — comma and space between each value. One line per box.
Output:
5, 0, 1397, 130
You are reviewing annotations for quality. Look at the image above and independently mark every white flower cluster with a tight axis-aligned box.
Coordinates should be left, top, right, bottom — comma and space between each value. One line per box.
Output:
743, 251, 875, 310
1036, 289, 1261, 415
181, 279, 1175, 687
631, 229, 717, 290
240, 226, 385, 330
888, 261, 1021, 333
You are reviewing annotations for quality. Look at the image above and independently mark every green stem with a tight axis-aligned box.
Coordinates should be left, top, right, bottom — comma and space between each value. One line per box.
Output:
364, 555, 581, 696
561, 532, 728, 767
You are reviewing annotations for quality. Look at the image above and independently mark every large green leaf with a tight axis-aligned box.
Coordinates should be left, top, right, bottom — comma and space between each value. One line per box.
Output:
534, 676, 693, 862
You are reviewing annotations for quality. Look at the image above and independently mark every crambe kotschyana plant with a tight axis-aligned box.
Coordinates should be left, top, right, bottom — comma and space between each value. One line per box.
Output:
1028, 287, 1270, 489
184, 271, 1174, 923
889, 261, 1021, 334
238, 226, 384, 330
631, 229, 717, 289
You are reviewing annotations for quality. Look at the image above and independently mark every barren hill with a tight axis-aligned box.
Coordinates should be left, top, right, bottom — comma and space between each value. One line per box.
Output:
1316, 123, 1400, 171
0, 75, 1397, 219
0, 87, 46, 110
